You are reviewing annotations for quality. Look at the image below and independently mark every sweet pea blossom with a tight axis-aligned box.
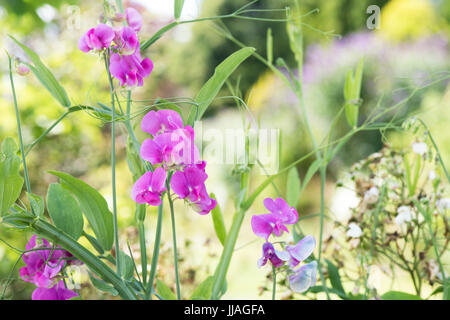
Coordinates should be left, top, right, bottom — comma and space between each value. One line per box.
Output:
16, 63, 30, 76
140, 126, 199, 167
141, 109, 184, 136
170, 162, 217, 215
346, 222, 363, 238
251, 198, 298, 240
109, 50, 153, 87
113, 26, 139, 55
288, 261, 318, 293
126, 7, 143, 32
131, 167, 167, 206
32, 280, 78, 300
78, 23, 115, 52
286, 235, 316, 268
257, 242, 290, 268
20, 235, 75, 288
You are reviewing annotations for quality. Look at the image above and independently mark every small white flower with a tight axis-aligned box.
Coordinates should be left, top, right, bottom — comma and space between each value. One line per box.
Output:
428, 170, 437, 181
395, 206, 412, 225
347, 222, 363, 238
364, 187, 379, 204
412, 142, 427, 155
436, 198, 450, 212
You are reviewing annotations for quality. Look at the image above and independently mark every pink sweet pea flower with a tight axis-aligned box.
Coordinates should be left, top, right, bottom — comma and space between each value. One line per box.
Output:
20, 235, 70, 288
109, 51, 153, 87
170, 162, 216, 215
78, 23, 115, 52
126, 7, 143, 32
32, 280, 78, 300
257, 242, 290, 268
251, 197, 298, 240
131, 167, 167, 206
141, 109, 184, 136
288, 261, 317, 293
286, 235, 316, 267
113, 26, 139, 55
140, 126, 199, 167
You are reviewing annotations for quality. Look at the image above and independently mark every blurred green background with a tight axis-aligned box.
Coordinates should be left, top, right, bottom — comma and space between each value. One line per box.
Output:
0, 0, 449, 299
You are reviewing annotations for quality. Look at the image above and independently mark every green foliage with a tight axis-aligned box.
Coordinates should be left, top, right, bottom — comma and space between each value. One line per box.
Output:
191, 276, 214, 300
119, 251, 135, 280
286, 167, 301, 206
49, 171, 114, 251
26, 192, 44, 217
381, 291, 422, 300
325, 259, 346, 299
46, 183, 84, 240
9, 35, 71, 108
210, 193, 227, 246
0, 138, 24, 216
174, 0, 185, 19
343, 58, 364, 128
89, 273, 119, 296
187, 47, 255, 125
156, 280, 177, 300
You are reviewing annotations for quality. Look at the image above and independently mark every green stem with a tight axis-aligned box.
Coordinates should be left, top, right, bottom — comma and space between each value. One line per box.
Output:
8, 55, 32, 195
166, 181, 181, 300
138, 222, 148, 287
146, 203, 164, 299
104, 52, 122, 277
272, 265, 276, 300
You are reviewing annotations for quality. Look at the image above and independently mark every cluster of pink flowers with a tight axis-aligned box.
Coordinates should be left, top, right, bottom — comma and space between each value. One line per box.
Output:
132, 109, 217, 215
251, 197, 317, 293
20, 235, 80, 300
78, 7, 153, 87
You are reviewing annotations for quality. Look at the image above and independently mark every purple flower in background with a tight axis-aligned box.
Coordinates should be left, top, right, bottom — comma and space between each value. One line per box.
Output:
141, 109, 184, 136
286, 235, 316, 268
288, 261, 318, 293
113, 26, 139, 55
131, 167, 167, 206
32, 280, 78, 300
126, 7, 143, 32
109, 50, 153, 87
251, 197, 298, 240
20, 235, 69, 288
257, 242, 290, 268
140, 126, 199, 167
78, 23, 115, 53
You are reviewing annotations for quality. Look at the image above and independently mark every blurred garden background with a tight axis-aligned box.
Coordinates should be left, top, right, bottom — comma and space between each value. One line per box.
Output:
0, 0, 449, 299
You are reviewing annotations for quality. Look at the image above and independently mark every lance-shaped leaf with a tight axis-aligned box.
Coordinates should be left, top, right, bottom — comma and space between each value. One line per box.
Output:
286, 167, 301, 207
46, 183, 84, 240
0, 138, 24, 216
191, 276, 214, 300
210, 193, 226, 246
174, 0, 185, 19
9, 35, 71, 108
156, 280, 177, 300
187, 47, 255, 125
49, 171, 114, 250
27, 192, 44, 217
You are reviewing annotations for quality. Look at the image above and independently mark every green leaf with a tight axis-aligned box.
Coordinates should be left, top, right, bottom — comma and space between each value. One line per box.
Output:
299, 159, 320, 196
286, 167, 301, 207
156, 280, 177, 300
89, 273, 119, 296
187, 47, 255, 125
49, 171, 114, 250
381, 291, 422, 300
266, 28, 273, 65
210, 193, 226, 246
119, 251, 135, 280
325, 259, 346, 297
0, 138, 24, 216
191, 276, 214, 300
46, 183, 84, 240
27, 192, 44, 217
9, 35, 71, 108
83, 232, 104, 255
174, 0, 185, 19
